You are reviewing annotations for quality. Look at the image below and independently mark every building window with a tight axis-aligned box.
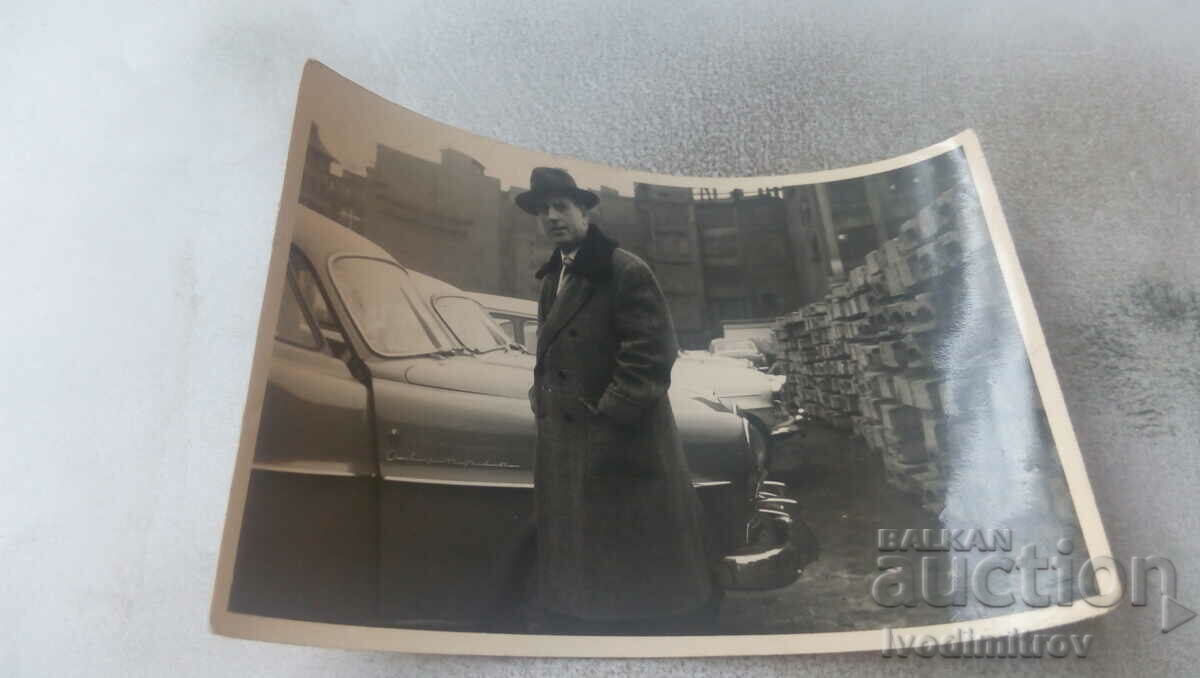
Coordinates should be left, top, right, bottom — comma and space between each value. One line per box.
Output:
655, 234, 691, 260
760, 292, 781, 316
714, 297, 752, 321
701, 227, 739, 263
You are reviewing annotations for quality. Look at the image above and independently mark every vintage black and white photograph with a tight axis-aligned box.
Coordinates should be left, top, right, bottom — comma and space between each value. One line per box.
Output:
210, 62, 1116, 656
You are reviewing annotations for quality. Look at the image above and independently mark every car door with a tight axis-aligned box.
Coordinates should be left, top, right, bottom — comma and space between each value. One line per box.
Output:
320, 257, 537, 629
228, 252, 378, 625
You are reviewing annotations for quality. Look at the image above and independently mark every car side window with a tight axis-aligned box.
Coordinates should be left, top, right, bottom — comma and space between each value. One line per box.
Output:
275, 273, 321, 350
291, 250, 351, 358
494, 317, 516, 343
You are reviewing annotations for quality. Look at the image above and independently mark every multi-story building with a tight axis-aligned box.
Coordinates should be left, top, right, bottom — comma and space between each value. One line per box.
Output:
358, 147, 504, 294
298, 123, 368, 232
298, 132, 969, 348
298, 124, 337, 217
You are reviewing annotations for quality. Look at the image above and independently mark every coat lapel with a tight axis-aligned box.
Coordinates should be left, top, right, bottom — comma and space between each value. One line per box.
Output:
533, 224, 618, 363
537, 275, 596, 361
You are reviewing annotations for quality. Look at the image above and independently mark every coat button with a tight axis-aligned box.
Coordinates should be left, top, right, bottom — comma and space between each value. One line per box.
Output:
557, 369, 568, 380
563, 412, 574, 423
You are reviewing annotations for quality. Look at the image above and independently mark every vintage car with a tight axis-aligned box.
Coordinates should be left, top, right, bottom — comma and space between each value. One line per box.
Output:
474, 292, 797, 435
707, 337, 769, 368
229, 207, 808, 630
679, 349, 754, 369
468, 290, 541, 352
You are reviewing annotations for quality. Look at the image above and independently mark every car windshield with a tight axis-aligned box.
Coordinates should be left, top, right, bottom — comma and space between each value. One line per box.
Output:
329, 256, 442, 356
433, 296, 511, 353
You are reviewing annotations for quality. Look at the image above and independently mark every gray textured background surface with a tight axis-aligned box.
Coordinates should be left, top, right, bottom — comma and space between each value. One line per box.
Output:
2, 0, 1198, 675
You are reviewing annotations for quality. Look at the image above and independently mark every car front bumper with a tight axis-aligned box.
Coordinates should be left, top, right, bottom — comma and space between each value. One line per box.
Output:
715, 480, 810, 590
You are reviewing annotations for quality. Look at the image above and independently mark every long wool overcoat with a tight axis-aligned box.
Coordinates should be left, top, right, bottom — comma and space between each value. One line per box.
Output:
529, 224, 713, 621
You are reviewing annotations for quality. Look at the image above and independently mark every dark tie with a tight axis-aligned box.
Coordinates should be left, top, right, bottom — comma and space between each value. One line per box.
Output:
557, 252, 576, 295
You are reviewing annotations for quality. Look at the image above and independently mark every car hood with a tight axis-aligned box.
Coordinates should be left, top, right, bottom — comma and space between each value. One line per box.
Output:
383, 355, 534, 399
378, 348, 742, 418
672, 360, 776, 398
475, 349, 538, 371
716, 350, 763, 361
475, 348, 765, 405
369, 348, 745, 464
679, 352, 754, 369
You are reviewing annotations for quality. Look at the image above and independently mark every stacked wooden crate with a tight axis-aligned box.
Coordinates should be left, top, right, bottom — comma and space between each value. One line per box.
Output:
849, 182, 1017, 511
773, 311, 806, 414
771, 291, 862, 432
775, 182, 1034, 513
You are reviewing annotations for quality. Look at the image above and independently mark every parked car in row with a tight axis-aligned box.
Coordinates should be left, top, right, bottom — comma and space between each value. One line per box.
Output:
468, 291, 541, 353
707, 337, 769, 368
229, 207, 811, 630
475, 293, 796, 434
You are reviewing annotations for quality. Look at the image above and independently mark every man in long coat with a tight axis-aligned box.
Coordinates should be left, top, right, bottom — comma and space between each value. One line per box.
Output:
518, 167, 714, 624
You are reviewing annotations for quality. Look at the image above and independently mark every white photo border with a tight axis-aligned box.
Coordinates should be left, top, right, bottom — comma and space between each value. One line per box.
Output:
209, 60, 1119, 657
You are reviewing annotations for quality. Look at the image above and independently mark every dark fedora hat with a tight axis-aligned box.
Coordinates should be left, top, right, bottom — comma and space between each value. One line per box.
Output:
515, 167, 599, 215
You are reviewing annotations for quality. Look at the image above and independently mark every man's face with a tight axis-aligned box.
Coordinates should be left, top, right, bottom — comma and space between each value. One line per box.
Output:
537, 194, 589, 248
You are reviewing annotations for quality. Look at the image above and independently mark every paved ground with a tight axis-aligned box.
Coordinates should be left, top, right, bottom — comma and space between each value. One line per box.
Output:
716, 422, 953, 634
